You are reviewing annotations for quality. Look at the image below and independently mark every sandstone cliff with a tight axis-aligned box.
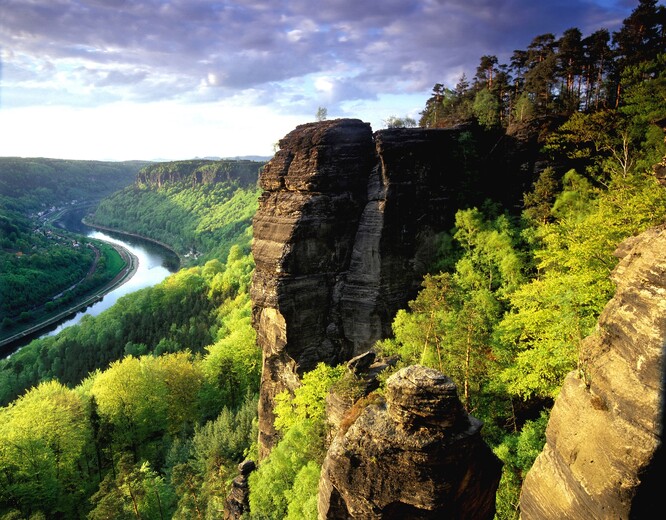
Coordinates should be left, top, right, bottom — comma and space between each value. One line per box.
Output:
519, 225, 666, 519
318, 365, 502, 519
136, 158, 261, 188
250, 118, 539, 456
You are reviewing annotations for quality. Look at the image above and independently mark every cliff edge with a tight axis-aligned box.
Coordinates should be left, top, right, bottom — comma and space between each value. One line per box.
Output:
251, 118, 529, 456
519, 225, 666, 519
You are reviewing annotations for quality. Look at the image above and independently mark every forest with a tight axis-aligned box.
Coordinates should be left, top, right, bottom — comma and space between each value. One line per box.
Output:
0, 1, 665, 518
88, 159, 263, 265
0, 159, 148, 341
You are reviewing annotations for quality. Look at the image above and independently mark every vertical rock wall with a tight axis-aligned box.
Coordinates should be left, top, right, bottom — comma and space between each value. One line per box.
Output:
519, 225, 666, 519
251, 119, 375, 456
251, 119, 488, 456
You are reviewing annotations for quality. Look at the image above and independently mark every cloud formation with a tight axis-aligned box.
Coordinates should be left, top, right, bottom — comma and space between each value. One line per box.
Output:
0, 0, 651, 160
2, 0, 635, 110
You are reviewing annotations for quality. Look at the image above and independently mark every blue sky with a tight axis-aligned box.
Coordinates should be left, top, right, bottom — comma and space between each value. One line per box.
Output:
0, 0, 653, 161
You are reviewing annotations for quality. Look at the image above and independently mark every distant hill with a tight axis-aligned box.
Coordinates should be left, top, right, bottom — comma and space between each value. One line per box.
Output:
0, 157, 149, 213
89, 158, 264, 264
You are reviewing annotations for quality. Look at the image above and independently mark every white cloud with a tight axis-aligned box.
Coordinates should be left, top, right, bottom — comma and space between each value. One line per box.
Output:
0, 0, 643, 160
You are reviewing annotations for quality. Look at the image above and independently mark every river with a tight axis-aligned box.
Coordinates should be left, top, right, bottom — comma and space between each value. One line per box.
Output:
4, 209, 179, 353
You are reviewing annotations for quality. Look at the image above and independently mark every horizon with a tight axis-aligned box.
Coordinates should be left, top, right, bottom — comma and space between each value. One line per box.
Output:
0, 0, 658, 162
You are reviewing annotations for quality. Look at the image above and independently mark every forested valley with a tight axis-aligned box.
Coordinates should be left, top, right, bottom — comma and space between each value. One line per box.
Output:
87, 159, 262, 265
1, 1, 665, 518
0, 159, 149, 342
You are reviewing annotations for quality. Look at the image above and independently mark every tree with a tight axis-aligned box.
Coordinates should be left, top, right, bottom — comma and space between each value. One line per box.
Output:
557, 28, 584, 112
582, 29, 612, 110
88, 454, 175, 520
473, 88, 501, 129
523, 167, 559, 224
524, 34, 558, 112
613, 0, 665, 70
249, 363, 343, 520
497, 170, 666, 400
420, 83, 446, 127
383, 115, 417, 128
315, 107, 328, 122
475, 55, 499, 90
0, 381, 93, 518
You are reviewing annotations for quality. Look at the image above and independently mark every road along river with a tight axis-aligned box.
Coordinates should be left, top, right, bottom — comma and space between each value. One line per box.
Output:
2, 210, 179, 355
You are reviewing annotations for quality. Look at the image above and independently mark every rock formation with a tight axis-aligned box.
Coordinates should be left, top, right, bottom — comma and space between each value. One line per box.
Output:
318, 365, 502, 519
251, 118, 542, 456
223, 460, 256, 520
519, 225, 666, 519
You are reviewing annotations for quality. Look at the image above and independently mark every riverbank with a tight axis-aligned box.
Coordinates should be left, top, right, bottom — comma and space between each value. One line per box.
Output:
0, 242, 139, 355
82, 217, 184, 266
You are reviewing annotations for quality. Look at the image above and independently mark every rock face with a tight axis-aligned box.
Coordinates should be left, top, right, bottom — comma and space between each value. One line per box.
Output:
318, 365, 502, 519
519, 225, 666, 519
251, 118, 537, 456
223, 460, 256, 520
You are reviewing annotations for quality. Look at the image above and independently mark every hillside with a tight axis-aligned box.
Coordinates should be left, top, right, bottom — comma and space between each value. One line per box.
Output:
0, 157, 149, 212
0, 158, 148, 339
88, 159, 263, 264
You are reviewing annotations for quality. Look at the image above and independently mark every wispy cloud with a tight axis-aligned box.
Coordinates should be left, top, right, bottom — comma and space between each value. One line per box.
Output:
0, 0, 643, 159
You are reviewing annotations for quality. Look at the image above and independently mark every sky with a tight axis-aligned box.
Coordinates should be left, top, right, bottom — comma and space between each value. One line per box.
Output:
0, 0, 653, 162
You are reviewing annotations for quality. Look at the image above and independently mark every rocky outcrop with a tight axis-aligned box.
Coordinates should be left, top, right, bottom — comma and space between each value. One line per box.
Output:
136, 158, 262, 188
251, 118, 537, 456
251, 119, 375, 456
519, 225, 666, 519
223, 459, 256, 520
318, 365, 502, 519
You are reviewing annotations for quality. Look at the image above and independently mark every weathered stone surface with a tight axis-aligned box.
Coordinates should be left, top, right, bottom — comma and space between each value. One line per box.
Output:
251, 119, 549, 457
251, 119, 375, 457
519, 225, 666, 520
318, 365, 502, 519
223, 459, 256, 520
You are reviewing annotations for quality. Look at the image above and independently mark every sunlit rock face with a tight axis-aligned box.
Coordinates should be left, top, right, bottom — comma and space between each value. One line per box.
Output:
318, 365, 502, 519
250, 119, 484, 457
519, 225, 666, 520
250, 117, 550, 457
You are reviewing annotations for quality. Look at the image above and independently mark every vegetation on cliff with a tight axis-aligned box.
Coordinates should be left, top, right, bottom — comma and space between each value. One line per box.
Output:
0, 1, 665, 519
88, 159, 263, 264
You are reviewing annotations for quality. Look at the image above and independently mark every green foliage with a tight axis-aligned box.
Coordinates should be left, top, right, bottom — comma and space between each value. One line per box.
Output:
473, 88, 501, 129
380, 208, 525, 413
497, 172, 666, 400
249, 363, 344, 519
550, 169, 594, 219
383, 115, 417, 128
91, 352, 203, 457
168, 394, 258, 519
248, 420, 324, 520
493, 411, 548, 520
0, 157, 145, 213
523, 167, 559, 224
316, 107, 328, 122
285, 461, 321, 520
420, 1, 665, 129
0, 156, 143, 339
0, 214, 126, 336
0, 243, 255, 407
273, 363, 345, 433
0, 381, 92, 518
90, 159, 262, 264
88, 454, 176, 520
